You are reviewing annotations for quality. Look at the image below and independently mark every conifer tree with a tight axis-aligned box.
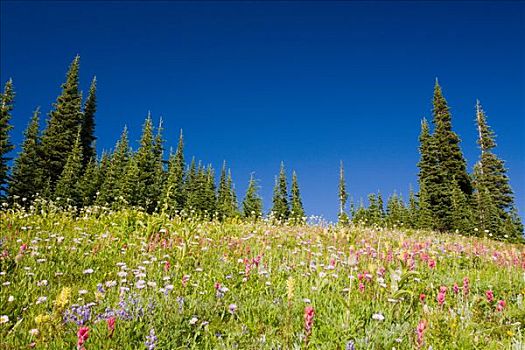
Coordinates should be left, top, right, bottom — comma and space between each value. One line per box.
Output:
9, 108, 44, 204
432, 80, 472, 196
97, 127, 130, 206
135, 114, 159, 212
408, 185, 418, 228
450, 178, 475, 234
205, 165, 217, 218
0, 79, 15, 199
271, 162, 290, 221
227, 169, 238, 216
472, 101, 522, 239
338, 161, 349, 224
217, 161, 229, 218
120, 154, 140, 207
40, 56, 84, 187
290, 171, 305, 223
54, 128, 83, 207
417, 118, 439, 229
184, 158, 199, 215
77, 157, 100, 206
81, 77, 97, 167
242, 173, 263, 220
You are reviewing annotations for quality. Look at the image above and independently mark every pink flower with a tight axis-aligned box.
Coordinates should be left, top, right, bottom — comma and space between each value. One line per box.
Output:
164, 261, 171, 272
304, 306, 315, 337
419, 293, 426, 303
427, 259, 436, 269
453, 283, 459, 295
463, 277, 469, 296
77, 326, 89, 349
437, 286, 446, 306
182, 275, 190, 287
214, 282, 221, 290
485, 290, 494, 303
416, 320, 427, 348
20, 244, 28, 252
496, 299, 505, 312
107, 317, 115, 336
358, 282, 365, 293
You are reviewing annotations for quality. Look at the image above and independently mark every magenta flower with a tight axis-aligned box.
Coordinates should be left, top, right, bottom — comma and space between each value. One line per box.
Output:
496, 299, 505, 311
77, 326, 89, 349
304, 306, 315, 337
463, 277, 469, 296
107, 317, 115, 337
485, 290, 494, 303
416, 319, 427, 348
453, 283, 459, 295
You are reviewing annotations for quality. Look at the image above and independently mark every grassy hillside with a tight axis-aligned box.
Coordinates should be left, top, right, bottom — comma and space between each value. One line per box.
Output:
0, 207, 523, 349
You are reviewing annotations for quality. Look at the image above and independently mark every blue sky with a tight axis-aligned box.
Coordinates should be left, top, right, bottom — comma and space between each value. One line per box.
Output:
1, 1, 524, 222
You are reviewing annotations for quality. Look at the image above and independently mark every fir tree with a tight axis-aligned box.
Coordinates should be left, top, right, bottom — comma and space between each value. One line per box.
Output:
450, 178, 475, 235
217, 161, 230, 219
472, 101, 522, 239
120, 154, 140, 207
184, 158, 199, 215
0, 79, 15, 199
40, 56, 84, 187
226, 169, 238, 217
338, 161, 349, 224
408, 185, 418, 228
135, 114, 160, 212
77, 157, 100, 206
81, 77, 97, 167
97, 127, 130, 206
54, 128, 83, 207
204, 165, 217, 218
271, 162, 290, 221
9, 108, 44, 204
290, 171, 305, 223
242, 173, 263, 220
432, 80, 472, 196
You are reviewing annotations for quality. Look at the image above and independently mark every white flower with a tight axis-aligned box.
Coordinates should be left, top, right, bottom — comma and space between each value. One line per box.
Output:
372, 313, 385, 321
37, 280, 48, 287
36, 296, 47, 304
78, 290, 88, 295
29, 328, 39, 336
83, 268, 94, 274
136, 280, 146, 289
0, 315, 9, 324
147, 281, 157, 288
105, 280, 117, 288
189, 317, 199, 325
303, 298, 311, 303
2, 281, 10, 286
8, 296, 14, 302
117, 271, 128, 278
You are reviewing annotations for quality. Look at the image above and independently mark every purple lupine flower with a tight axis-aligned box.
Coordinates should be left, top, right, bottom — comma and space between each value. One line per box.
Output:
145, 328, 157, 350
345, 340, 355, 350
97, 283, 105, 294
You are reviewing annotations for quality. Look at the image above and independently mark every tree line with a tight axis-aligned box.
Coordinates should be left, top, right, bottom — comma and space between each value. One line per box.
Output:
337, 80, 523, 242
0, 57, 523, 241
0, 56, 305, 222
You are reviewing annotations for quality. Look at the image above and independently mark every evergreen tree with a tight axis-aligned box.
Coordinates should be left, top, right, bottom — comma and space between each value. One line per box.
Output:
9, 108, 44, 204
432, 80, 472, 196
450, 178, 475, 234
135, 114, 160, 212
204, 165, 217, 218
0, 79, 15, 199
417, 118, 440, 230
40, 56, 84, 187
226, 169, 238, 217
242, 173, 263, 220
184, 158, 199, 215
408, 185, 418, 228
77, 157, 100, 206
97, 127, 130, 206
81, 77, 97, 167
472, 101, 522, 239
338, 161, 349, 224
290, 171, 305, 223
271, 162, 290, 221
120, 153, 140, 207
216, 161, 230, 219
54, 128, 83, 207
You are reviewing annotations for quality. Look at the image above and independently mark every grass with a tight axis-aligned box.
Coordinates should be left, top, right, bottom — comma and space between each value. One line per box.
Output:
0, 206, 524, 349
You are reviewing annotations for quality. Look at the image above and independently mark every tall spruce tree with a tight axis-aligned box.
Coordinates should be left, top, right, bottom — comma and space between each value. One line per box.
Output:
271, 162, 290, 221
120, 153, 140, 207
217, 161, 230, 218
77, 157, 100, 207
54, 128, 83, 207
135, 114, 160, 212
97, 127, 130, 206
290, 171, 305, 223
81, 77, 97, 167
0, 79, 15, 199
161, 131, 186, 215
416, 118, 438, 229
338, 161, 349, 224
9, 108, 44, 204
472, 100, 522, 240
226, 169, 238, 217
184, 158, 199, 215
40, 56, 84, 187
242, 173, 263, 220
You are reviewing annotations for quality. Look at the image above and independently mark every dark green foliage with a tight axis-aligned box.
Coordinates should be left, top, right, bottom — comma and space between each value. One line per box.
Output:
134, 115, 161, 213
216, 163, 238, 219
290, 171, 305, 224
407, 185, 418, 228
271, 162, 290, 221
54, 129, 83, 207
161, 131, 186, 215
120, 154, 140, 207
97, 127, 130, 206
432, 80, 472, 196
77, 157, 101, 207
81, 77, 97, 167
472, 101, 523, 240
338, 161, 349, 224
242, 173, 263, 220
450, 179, 475, 235
40, 56, 84, 187
8, 108, 44, 204
0, 79, 15, 199
385, 192, 409, 228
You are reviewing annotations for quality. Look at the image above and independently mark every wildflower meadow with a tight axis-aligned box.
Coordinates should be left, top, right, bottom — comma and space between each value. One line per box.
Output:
1, 205, 523, 349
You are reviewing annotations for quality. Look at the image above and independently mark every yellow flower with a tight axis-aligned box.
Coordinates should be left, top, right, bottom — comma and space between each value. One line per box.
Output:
286, 277, 295, 303
35, 314, 51, 325
54, 287, 71, 311
507, 330, 514, 337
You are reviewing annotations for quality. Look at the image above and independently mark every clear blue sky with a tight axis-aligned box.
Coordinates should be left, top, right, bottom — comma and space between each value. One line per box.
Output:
1, 1, 524, 222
